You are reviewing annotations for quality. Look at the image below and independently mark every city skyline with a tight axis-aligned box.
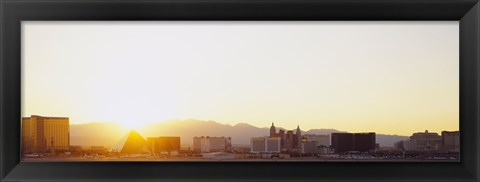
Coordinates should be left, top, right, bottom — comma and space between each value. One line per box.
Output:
22, 114, 455, 149
22, 21, 459, 136
21, 115, 460, 161
24, 115, 455, 138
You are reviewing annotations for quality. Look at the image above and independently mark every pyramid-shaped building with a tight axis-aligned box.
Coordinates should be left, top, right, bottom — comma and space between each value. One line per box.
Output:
110, 130, 150, 154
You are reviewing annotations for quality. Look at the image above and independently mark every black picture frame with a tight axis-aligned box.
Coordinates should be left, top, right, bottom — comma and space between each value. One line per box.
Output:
1, 0, 479, 181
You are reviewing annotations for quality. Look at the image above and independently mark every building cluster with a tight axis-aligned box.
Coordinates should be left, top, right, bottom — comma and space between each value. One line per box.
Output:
269, 123, 303, 152
21, 115, 183, 156
251, 123, 334, 154
104, 132, 235, 156
302, 134, 330, 154
394, 130, 459, 152
21, 115, 460, 160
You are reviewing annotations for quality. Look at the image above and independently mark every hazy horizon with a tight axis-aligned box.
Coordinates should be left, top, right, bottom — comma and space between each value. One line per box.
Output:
22, 21, 459, 136
28, 115, 458, 136
65, 118, 411, 147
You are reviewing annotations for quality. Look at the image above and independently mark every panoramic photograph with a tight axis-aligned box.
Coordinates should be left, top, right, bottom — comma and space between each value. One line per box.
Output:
21, 21, 459, 162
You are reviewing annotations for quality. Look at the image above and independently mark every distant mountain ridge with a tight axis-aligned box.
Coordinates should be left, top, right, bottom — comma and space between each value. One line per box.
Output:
69, 119, 409, 148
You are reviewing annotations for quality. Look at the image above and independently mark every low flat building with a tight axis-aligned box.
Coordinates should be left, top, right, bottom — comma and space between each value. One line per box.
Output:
317, 145, 332, 155
202, 152, 234, 160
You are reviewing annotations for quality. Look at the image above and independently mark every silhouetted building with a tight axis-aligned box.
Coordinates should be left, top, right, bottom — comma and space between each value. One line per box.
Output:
331, 132, 375, 153
295, 125, 302, 151
395, 130, 457, 152
22, 115, 70, 154
147, 136, 181, 154
270, 123, 285, 149
193, 136, 232, 153
270, 123, 302, 151
331, 133, 354, 153
441, 131, 459, 152
285, 130, 295, 150
251, 137, 281, 153
408, 130, 442, 151
354, 133, 376, 152
270, 123, 278, 137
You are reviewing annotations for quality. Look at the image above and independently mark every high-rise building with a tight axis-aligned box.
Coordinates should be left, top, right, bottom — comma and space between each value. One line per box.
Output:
441, 131, 459, 152
285, 130, 295, 150
22, 115, 70, 154
278, 129, 285, 148
147, 136, 181, 154
295, 125, 302, 151
193, 136, 232, 153
331, 133, 354, 153
270, 123, 302, 151
270, 123, 285, 149
250, 136, 281, 153
270, 123, 276, 137
331, 132, 376, 153
354, 133, 376, 152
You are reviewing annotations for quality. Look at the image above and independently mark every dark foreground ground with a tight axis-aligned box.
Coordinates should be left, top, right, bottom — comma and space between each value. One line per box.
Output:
22, 157, 460, 162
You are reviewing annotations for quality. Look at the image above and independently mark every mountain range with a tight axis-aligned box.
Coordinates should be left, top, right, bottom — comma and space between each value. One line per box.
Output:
69, 119, 409, 148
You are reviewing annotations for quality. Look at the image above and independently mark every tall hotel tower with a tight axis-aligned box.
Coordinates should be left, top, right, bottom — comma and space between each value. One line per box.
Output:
21, 115, 70, 154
